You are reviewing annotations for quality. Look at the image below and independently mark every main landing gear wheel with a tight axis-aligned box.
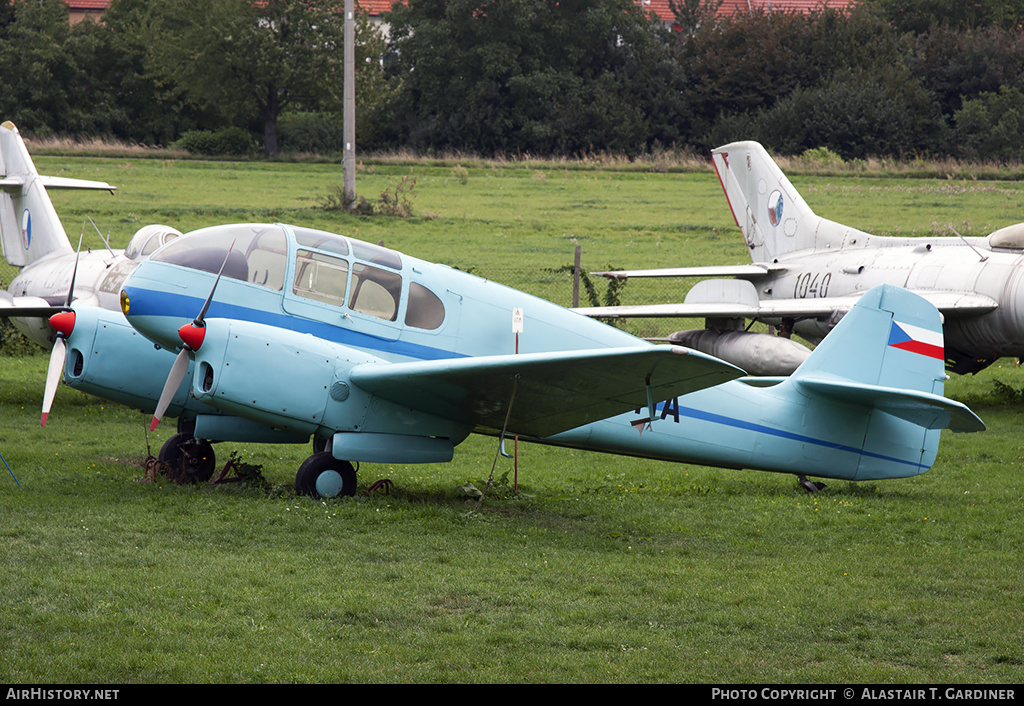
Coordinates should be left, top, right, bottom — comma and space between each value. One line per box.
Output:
159, 432, 216, 484
295, 452, 357, 498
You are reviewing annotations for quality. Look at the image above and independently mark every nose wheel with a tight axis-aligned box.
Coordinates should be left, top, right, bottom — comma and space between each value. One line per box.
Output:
295, 452, 357, 498
158, 432, 216, 483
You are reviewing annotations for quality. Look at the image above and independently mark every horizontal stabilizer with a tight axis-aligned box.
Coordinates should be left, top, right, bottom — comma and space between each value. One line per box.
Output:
0, 175, 115, 193
38, 175, 116, 192
796, 376, 985, 432
351, 345, 745, 437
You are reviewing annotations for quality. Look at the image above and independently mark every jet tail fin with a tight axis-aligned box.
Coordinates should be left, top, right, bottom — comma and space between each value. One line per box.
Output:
0, 121, 115, 268
711, 141, 864, 262
787, 284, 982, 479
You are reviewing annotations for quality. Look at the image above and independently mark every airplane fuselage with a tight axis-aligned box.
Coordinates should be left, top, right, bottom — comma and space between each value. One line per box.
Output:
754, 234, 1024, 366
105, 223, 963, 482
4, 224, 181, 348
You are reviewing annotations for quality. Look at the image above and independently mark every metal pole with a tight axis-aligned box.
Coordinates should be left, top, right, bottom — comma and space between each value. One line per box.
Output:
1, 450, 20, 489
343, 0, 356, 208
573, 245, 581, 308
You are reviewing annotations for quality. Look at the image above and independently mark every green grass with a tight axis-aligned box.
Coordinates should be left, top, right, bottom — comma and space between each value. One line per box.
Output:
1, 156, 1023, 683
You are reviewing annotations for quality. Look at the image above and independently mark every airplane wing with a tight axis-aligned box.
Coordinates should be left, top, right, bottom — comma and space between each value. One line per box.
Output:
576, 291, 998, 321
350, 346, 744, 438
590, 264, 776, 279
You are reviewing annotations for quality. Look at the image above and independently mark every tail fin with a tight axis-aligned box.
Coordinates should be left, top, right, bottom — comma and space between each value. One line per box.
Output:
0, 121, 114, 268
711, 141, 866, 262
789, 284, 983, 480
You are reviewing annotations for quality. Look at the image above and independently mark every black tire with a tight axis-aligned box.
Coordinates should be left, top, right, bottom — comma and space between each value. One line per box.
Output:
159, 433, 216, 484
295, 452, 357, 498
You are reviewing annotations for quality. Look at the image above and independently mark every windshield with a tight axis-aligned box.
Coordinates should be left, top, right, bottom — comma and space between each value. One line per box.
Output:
151, 224, 288, 291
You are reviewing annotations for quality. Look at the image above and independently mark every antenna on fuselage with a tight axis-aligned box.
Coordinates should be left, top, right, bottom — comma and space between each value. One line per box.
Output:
88, 216, 116, 257
949, 226, 989, 262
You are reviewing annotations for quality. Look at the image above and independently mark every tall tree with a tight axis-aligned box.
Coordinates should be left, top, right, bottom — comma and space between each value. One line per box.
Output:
0, 0, 76, 134
383, 0, 687, 156
862, 0, 1024, 33
142, 0, 349, 156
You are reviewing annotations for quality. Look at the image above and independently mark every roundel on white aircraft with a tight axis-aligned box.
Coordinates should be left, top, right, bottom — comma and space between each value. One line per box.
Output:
767, 190, 784, 227
21, 208, 31, 249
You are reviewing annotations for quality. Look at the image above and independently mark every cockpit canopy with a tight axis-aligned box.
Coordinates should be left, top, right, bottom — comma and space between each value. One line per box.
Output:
149, 223, 445, 330
987, 223, 1024, 251
124, 224, 182, 261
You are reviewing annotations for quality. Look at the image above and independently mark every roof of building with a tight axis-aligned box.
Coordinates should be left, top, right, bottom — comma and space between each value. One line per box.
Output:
65, 0, 855, 21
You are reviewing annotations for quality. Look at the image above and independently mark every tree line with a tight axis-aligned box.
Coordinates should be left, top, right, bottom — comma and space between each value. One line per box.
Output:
2, 0, 1024, 161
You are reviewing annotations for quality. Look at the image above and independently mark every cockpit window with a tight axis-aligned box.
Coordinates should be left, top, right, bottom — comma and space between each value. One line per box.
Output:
405, 282, 445, 330
151, 224, 287, 291
988, 223, 1024, 251
351, 240, 402, 270
124, 225, 182, 261
293, 249, 349, 306
349, 263, 402, 321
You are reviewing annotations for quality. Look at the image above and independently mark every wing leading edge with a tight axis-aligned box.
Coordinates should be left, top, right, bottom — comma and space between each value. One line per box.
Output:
576, 291, 998, 321
350, 346, 745, 438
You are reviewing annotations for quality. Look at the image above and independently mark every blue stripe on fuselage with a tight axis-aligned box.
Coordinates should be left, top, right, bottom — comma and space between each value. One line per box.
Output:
122, 286, 465, 362
648, 400, 926, 472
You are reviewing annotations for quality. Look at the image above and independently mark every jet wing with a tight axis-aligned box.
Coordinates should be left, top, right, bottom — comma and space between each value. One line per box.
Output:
575, 296, 862, 320
350, 346, 744, 438
0, 292, 69, 319
590, 264, 775, 279
576, 291, 998, 321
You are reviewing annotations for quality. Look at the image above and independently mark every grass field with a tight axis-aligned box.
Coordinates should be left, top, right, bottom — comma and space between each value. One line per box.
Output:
1, 154, 1023, 683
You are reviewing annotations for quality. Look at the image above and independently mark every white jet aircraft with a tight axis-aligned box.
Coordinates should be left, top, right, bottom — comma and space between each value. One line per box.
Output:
577, 140, 1024, 375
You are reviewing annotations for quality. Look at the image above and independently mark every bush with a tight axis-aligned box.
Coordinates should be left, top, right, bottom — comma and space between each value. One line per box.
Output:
953, 86, 1024, 162
707, 68, 945, 159
172, 127, 254, 156
278, 112, 345, 154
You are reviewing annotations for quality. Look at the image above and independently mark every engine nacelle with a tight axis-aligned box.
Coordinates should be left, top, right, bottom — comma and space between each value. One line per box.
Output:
190, 318, 472, 463
61, 305, 196, 416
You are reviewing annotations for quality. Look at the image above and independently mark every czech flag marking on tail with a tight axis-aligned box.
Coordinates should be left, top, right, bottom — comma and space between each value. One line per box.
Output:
888, 320, 944, 359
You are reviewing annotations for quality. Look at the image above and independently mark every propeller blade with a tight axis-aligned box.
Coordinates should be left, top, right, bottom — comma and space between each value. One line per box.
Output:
194, 238, 237, 327
150, 347, 191, 432
65, 227, 84, 307
150, 239, 235, 431
41, 337, 66, 426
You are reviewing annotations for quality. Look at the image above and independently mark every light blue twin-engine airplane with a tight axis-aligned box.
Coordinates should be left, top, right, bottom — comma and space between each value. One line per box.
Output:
38, 214, 983, 497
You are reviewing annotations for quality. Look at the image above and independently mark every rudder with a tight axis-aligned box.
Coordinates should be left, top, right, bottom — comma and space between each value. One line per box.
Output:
711, 141, 834, 262
793, 285, 947, 397
0, 122, 74, 267
788, 284, 982, 480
